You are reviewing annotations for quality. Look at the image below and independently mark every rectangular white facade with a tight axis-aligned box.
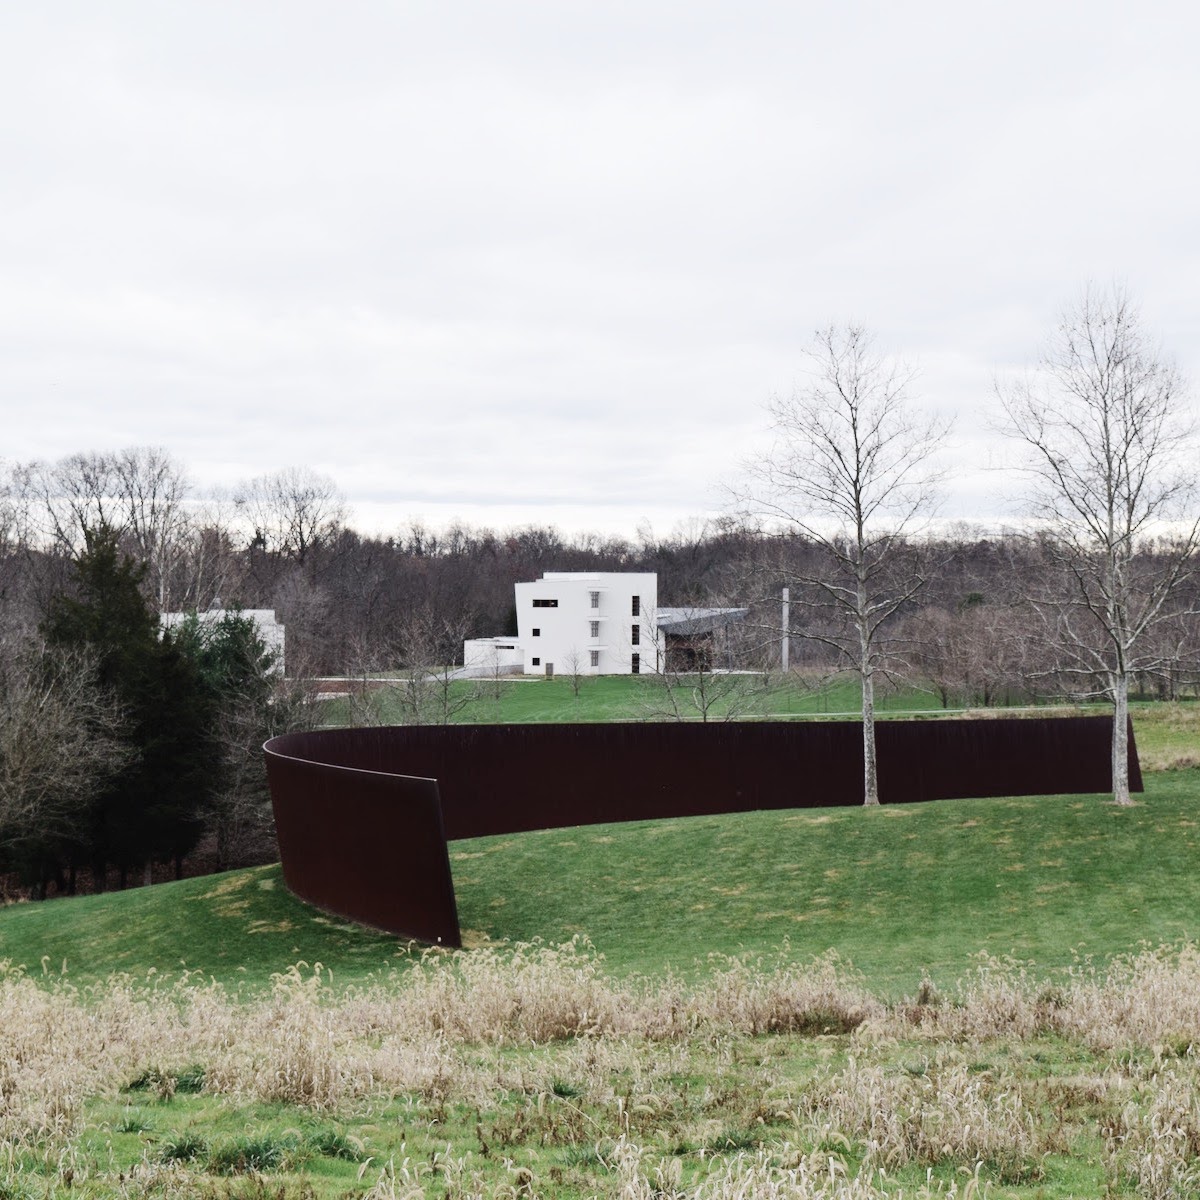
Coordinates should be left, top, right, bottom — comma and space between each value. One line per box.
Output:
515, 572, 659, 676
462, 637, 524, 674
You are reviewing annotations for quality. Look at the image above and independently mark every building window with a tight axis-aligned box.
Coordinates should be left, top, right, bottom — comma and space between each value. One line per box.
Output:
589, 621, 599, 638
631, 653, 640, 674
631, 595, 640, 616
532, 628, 540, 637
532, 657, 540, 666
532, 599, 558, 608
589, 650, 599, 667
631, 624, 640, 646
589, 591, 599, 609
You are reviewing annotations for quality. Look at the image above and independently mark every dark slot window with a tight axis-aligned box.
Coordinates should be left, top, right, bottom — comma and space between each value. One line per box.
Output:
631, 595, 640, 616
532, 657, 540, 666
532, 599, 558, 608
532, 628, 540, 637
631, 624, 640, 645
631, 653, 640, 674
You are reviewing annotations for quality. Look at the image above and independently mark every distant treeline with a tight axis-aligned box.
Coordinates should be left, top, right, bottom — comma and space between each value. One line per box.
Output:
3, 450, 1198, 701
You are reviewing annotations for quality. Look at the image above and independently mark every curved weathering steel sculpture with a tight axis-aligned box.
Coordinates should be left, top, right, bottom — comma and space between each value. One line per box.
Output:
264, 717, 1141, 948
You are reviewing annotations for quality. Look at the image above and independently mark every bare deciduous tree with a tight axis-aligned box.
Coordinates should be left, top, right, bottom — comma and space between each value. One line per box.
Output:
638, 657, 762, 722
479, 641, 513, 705
347, 608, 479, 727
20, 448, 196, 613
29, 451, 123, 554
234, 467, 346, 564
560, 646, 587, 700
110, 447, 192, 611
0, 462, 41, 638
735, 324, 949, 805
176, 494, 247, 611
209, 667, 317, 870
0, 640, 129, 894
0, 461, 36, 556
903, 600, 1030, 709
637, 606, 765, 722
999, 284, 1199, 805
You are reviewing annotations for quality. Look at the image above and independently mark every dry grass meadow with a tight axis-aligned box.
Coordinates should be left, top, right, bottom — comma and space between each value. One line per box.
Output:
3, 939, 1200, 1198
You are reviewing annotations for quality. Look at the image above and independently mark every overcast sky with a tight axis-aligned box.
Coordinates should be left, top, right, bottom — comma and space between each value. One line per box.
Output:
3, 2, 1197, 539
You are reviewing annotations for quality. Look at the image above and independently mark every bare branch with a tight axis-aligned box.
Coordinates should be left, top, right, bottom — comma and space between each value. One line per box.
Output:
997, 283, 1199, 804
732, 324, 950, 804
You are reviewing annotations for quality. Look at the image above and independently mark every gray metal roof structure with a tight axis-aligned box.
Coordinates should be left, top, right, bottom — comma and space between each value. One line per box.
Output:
654, 607, 749, 637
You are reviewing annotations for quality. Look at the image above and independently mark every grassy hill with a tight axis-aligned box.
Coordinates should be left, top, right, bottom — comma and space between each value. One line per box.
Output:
0, 864, 407, 989
3, 766, 1197, 994
450, 768, 1200, 991
1, 697, 1195, 990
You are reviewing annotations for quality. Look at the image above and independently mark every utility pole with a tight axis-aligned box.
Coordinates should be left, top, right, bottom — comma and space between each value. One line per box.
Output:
781, 586, 790, 673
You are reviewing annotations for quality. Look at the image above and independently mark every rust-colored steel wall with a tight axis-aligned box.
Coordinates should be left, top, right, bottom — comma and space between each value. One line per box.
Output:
266, 746, 459, 945
265, 715, 1140, 947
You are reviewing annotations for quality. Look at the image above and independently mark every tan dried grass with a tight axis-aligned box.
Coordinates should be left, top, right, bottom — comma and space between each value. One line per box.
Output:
880, 944, 1200, 1053
1104, 1066, 1200, 1198
4, 937, 1200, 1199
696, 950, 880, 1037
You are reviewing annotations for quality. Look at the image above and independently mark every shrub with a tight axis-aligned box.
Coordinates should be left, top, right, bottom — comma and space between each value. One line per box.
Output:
158, 1132, 208, 1163
207, 1132, 300, 1175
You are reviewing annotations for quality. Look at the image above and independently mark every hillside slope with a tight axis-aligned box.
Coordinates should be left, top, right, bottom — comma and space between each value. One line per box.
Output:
2, 767, 1196, 991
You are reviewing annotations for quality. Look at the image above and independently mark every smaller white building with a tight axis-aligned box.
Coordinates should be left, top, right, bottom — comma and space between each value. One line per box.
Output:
160, 607, 286, 675
462, 637, 524, 675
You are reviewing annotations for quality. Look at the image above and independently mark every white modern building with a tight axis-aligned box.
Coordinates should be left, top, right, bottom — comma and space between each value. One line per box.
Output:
464, 572, 747, 677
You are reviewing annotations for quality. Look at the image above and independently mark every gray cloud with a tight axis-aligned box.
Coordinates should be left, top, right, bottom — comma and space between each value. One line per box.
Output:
2, 1, 1197, 536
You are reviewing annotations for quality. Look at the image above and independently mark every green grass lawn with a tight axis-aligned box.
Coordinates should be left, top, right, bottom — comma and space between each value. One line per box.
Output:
3, 765, 1196, 996
451, 767, 1200, 992
1130, 697, 1200, 769
331, 669, 1200, 729
325, 672, 975, 726
0, 865, 409, 989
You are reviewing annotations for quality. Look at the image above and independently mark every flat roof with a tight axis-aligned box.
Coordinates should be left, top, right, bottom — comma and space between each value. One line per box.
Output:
537, 571, 655, 581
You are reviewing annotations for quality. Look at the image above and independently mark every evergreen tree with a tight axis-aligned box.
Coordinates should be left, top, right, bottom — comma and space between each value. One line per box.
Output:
42, 525, 215, 886
168, 608, 286, 868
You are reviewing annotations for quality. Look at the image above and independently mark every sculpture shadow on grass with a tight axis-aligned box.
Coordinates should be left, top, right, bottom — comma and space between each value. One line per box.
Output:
264, 716, 1140, 947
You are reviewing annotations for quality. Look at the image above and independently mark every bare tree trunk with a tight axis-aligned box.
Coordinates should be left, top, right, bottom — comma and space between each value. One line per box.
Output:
860, 612, 880, 806
1112, 671, 1132, 806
